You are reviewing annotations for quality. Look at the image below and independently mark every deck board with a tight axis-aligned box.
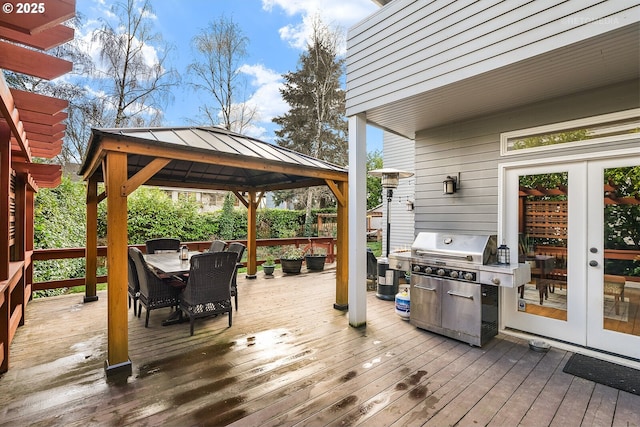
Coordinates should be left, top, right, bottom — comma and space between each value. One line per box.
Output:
1, 267, 639, 426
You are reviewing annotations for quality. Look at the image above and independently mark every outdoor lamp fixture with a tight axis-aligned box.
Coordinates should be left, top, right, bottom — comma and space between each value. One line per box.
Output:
443, 174, 459, 195
369, 168, 414, 257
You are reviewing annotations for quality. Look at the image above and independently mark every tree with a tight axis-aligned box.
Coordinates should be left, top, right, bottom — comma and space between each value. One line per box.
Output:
272, 17, 347, 235
187, 16, 256, 132
367, 150, 383, 209
93, 0, 179, 127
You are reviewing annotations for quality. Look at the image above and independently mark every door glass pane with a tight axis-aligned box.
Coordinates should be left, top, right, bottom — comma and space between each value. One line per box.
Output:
517, 172, 568, 320
603, 166, 640, 335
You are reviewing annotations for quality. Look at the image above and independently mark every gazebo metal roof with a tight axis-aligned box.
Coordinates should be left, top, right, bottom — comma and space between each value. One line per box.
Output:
80, 126, 347, 191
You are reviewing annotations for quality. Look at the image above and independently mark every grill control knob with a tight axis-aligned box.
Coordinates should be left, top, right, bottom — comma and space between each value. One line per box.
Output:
424, 267, 433, 274
449, 271, 459, 279
437, 268, 445, 276
463, 272, 474, 281
413, 265, 421, 272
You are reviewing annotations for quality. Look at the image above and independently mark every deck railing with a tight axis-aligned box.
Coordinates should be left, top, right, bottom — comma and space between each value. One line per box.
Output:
31, 237, 336, 292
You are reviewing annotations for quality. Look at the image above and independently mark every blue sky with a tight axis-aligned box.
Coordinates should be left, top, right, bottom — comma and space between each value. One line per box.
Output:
76, 0, 383, 153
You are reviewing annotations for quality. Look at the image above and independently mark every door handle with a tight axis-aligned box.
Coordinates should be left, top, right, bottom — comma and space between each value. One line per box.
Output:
589, 260, 598, 267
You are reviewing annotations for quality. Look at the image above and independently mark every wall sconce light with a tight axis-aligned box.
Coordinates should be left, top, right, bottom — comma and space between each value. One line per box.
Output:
443, 174, 459, 195
406, 200, 414, 211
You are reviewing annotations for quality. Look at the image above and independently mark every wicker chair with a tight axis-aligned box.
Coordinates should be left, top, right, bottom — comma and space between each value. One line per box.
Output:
179, 252, 237, 336
145, 238, 180, 254
209, 240, 227, 253
227, 242, 246, 310
129, 247, 182, 327
127, 253, 140, 316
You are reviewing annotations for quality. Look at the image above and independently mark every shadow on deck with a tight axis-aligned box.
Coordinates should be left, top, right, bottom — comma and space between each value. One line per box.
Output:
1, 266, 639, 426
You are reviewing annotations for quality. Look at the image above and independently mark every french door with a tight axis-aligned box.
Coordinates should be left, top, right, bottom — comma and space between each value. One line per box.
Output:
502, 155, 640, 358
586, 157, 640, 358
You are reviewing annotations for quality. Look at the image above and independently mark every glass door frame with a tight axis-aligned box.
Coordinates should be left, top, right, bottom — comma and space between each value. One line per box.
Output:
586, 156, 640, 358
500, 160, 588, 343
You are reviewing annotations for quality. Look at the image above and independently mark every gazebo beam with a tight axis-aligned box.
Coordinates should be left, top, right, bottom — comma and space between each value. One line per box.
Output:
121, 157, 171, 197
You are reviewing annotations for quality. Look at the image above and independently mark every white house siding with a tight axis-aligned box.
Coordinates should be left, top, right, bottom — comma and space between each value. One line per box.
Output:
413, 80, 640, 235
346, 0, 639, 118
382, 132, 416, 252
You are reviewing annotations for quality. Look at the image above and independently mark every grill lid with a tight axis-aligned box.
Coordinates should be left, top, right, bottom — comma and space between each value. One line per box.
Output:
411, 232, 497, 265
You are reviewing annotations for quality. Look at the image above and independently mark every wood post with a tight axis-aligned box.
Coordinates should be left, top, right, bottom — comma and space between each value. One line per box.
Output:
104, 151, 131, 377
84, 176, 98, 302
246, 191, 257, 278
335, 180, 348, 310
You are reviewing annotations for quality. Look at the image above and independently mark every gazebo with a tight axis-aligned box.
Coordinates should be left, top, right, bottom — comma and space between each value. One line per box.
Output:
79, 126, 349, 377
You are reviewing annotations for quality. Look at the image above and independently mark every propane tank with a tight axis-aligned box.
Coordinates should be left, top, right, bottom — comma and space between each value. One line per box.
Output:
395, 287, 410, 320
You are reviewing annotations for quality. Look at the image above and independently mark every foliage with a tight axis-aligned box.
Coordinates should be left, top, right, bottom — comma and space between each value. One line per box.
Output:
367, 150, 383, 209
93, 0, 179, 127
281, 246, 306, 260
33, 176, 88, 296
218, 192, 238, 240
512, 129, 589, 150
126, 187, 218, 243
603, 166, 640, 276
187, 15, 255, 132
264, 254, 275, 266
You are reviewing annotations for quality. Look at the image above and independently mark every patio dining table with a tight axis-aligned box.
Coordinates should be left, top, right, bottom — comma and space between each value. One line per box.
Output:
144, 251, 202, 276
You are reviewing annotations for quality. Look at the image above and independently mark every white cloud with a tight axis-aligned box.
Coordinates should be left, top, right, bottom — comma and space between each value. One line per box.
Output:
239, 63, 288, 123
262, 0, 378, 50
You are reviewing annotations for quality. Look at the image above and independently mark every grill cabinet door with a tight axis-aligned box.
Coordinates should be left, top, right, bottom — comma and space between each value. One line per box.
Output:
410, 275, 441, 329
441, 280, 481, 343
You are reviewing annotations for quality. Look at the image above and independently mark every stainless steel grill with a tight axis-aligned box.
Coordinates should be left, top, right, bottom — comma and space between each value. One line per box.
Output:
389, 232, 500, 346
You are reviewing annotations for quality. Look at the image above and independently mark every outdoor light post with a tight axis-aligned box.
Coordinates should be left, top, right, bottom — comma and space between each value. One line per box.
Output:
369, 168, 414, 257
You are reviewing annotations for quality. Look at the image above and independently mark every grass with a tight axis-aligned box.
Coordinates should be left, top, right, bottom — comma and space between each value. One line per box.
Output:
367, 240, 382, 257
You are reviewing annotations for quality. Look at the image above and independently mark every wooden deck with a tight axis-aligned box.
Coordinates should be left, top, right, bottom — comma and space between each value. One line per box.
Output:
1, 267, 639, 426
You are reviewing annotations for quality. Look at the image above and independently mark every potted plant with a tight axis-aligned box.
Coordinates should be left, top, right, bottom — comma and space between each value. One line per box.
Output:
280, 247, 305, 274
263, 255, 276, 276
304, 247, 327, 271
518, 234, 535, 263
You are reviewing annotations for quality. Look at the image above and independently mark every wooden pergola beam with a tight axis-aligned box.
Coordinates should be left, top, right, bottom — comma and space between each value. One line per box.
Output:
0, 24, 74, 50
0, 41, 73, 80
0, 0, 75, 34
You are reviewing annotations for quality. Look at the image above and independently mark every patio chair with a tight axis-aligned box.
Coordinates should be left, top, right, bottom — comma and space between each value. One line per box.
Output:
127, 252, 140, 316
145, 238, 180, 254
209, 239, 227, 253
227, 242, 246, 310
129, 247, 182, 327
367, 248, 377, 281
180, 252, 237, 336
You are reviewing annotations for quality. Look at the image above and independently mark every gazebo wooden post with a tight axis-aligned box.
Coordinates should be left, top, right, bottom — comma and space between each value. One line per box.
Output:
246, 190, 258, 278
104, 151, 131, 377
335, 180, 349, 310
84, 176, 99, 302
